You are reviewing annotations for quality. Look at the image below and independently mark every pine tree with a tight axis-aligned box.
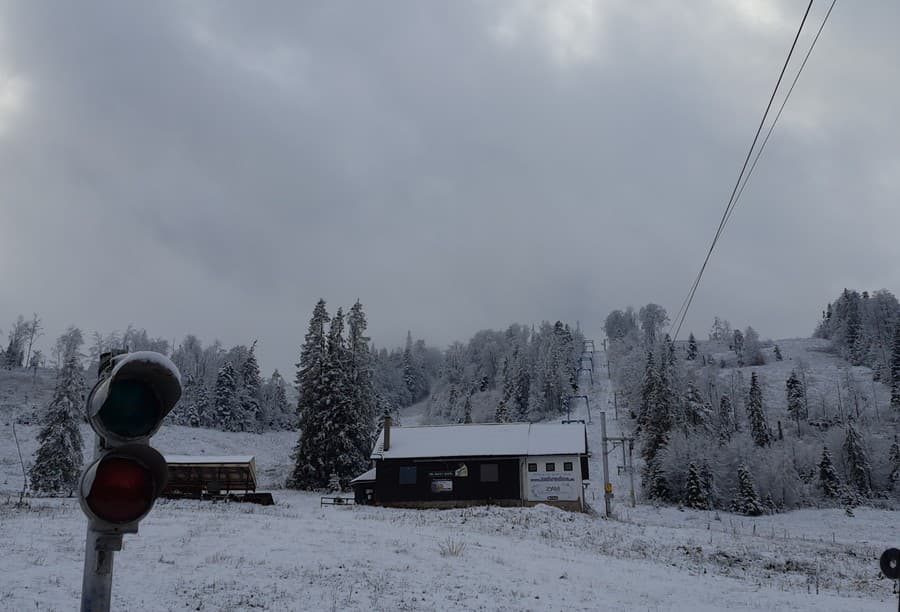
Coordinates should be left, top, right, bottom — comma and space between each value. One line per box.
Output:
682, 382, 711, 433
213, 362, 240, 431
177, 374, 202, 427
746, 372, 770, 447
446, 386, 459, 422
638, 352, 658, 428
289, 300, 331, 489
842, 423, 872, 497
699, 462, 715, 508
512, 346, 531, 421
263, 369, 291, 429
891, 324, 900, 412
785, 371, 806, 430
774, 344, 783, 361
29, 342, 84, 495
683, 462, 706, 509
641, 348, 673, 500
732, 329, 745, 366
642, 456, 669, 501
500, 355, 514, 415
686, 333, 698, 361
321, 308, 362, 488
239, 341, 262, 432
888, 436, 900, 490
495, 399, 511, 423
819, 447, 840, 498
717, 394, 734, 445
402, 331, 420, 405
194, 380, 211, 427
462, 394, 473, 424
731, 464, 762, 516
327, 472, 342, 493
347, 300, 377, 468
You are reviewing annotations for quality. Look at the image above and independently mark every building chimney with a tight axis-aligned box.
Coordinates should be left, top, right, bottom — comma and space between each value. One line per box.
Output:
383, 412, 392, 452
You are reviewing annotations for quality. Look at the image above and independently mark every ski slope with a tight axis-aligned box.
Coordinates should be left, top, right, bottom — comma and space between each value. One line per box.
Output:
1, 349, 897, 611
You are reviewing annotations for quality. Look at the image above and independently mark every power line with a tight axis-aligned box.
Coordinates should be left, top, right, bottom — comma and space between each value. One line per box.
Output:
670, 0, 818, 342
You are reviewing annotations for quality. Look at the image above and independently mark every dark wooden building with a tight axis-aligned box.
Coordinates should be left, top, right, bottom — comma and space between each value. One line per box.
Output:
351, 418, 590, 511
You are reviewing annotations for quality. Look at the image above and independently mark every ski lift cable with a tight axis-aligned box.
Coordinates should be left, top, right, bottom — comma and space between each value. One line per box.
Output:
670, 0, 819, 342
723, 0, 837, 231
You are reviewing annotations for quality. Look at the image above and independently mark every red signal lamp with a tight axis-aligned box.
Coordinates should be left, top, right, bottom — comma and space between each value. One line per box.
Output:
79, 444, 168, 530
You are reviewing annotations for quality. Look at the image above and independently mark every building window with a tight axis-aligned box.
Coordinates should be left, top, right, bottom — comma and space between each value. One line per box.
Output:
527, 463, 537, 472
480, 463, 499, 482
399, 466, 416, 485
563, 462, 573, 471
545, 462, 556, 472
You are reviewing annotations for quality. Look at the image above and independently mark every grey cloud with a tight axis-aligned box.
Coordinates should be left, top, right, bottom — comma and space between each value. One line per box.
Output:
1, 1, 898, 373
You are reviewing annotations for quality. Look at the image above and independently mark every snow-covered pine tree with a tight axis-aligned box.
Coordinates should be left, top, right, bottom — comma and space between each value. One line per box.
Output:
819, 447, 840, 498
29, 336, 85, 496
638, 351, 658, 428
731, 464, 762, 516
321, 308, 363, 488
717, 394, 734, 445
686, 333, 698, 361
732, 329, 744, 367
774, 344, 783, 361
495, 399, 511, 423
641, 349, 673, 501
643, 457, 669, 501
888, 436, 900, 491
683, 462, 706, 509
699, 462, 715, 508
513, 345, 531, 421
446, 385, 459, 422
347, 300, 377, 473
213, 361, 241, 431
289, 300, 331, 490
239, 340, 263, 432
263, 369, 292, 429
682, 381, 711, 433
500, 354, 514, 415
401, 331, 429, 405
462, 394, 472, 424
194, 379, 211, 427
842, 422, 872, 497
327, 472, 342, 493
891, 324, 900, 412
746, 372, 770, 447
175, 374, 201, 427
785, 371, 806, 430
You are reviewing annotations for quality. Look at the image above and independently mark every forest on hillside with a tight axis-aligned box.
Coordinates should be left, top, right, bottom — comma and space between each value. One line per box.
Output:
606, 292, 900, 515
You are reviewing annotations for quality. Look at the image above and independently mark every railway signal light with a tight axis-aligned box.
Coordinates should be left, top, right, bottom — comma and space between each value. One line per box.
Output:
79, 351, 181, 534
79, 350, 181, 612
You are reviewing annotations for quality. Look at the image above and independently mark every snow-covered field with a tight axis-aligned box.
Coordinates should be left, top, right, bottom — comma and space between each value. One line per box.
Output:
1, 345, 898, 611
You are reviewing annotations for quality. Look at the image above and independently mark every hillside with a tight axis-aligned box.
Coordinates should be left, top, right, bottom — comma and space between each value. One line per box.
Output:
2, 343, 898, 610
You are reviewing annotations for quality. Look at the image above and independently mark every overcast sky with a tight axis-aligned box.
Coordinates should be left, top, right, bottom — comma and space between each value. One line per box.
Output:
1, 1, 898, 375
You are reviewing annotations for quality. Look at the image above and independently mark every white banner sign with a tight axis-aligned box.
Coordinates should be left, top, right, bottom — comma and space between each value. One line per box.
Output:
527, 472, 579, 501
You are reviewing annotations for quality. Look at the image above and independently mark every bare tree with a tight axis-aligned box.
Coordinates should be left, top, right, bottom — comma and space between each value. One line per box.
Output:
24, 313, 43, 369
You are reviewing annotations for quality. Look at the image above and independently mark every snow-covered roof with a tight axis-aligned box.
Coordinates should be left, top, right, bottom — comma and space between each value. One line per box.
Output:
350, 468, 376, 484
165, 455, 256, 465
370, 422, 587, 460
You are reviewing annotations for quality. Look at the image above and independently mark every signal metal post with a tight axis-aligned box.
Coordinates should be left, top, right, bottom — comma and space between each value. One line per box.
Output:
81, 355, 121, 612
599, 412, 612, 518
81, 515, 122, 612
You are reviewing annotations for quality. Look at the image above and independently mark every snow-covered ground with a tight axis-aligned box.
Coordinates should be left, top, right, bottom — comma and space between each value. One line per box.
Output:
1, 347, 898, 611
